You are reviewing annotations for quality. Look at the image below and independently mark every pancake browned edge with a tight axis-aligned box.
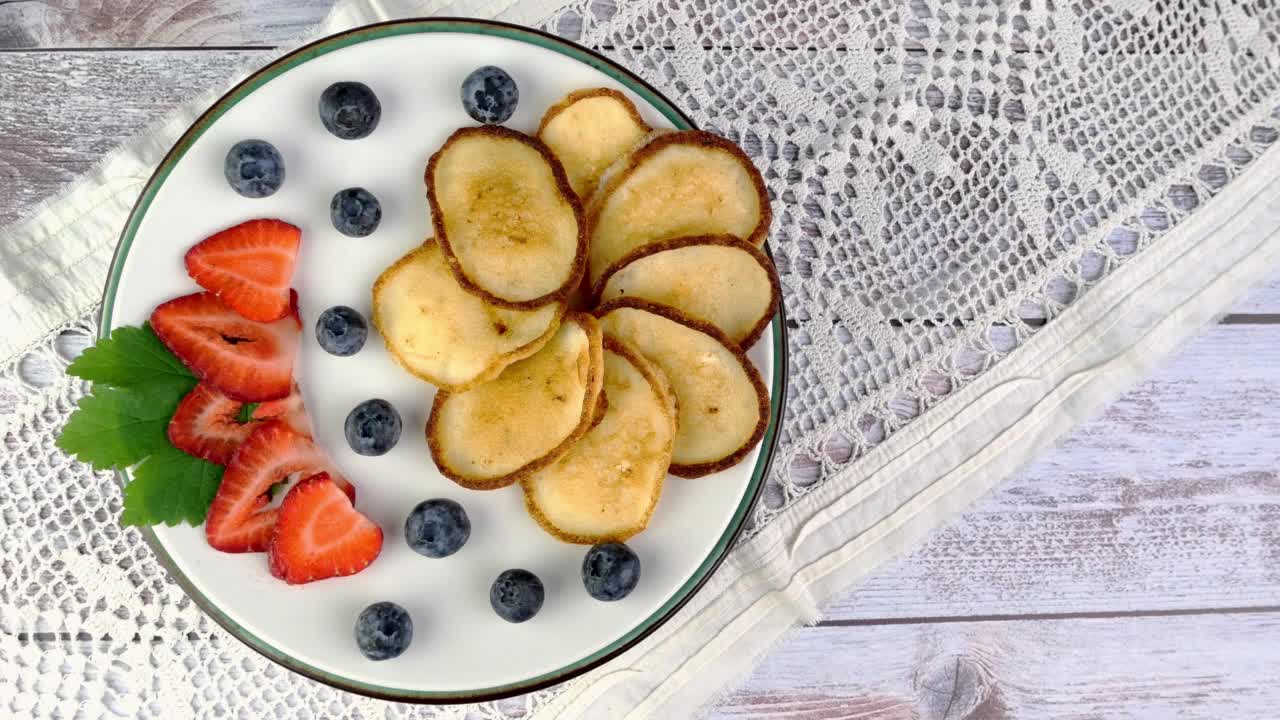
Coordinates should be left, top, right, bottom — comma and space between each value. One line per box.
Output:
426, 312, 605, 490
590, 233, 782, 348
586, 129, 773, 248
589, 389, 609, 429
522, 335, 675, 544
371, 239, 565, 392
536, 87, 649, 137
537, 88, 651, 199
594, 297, 770, 478
425, 125, 588, 310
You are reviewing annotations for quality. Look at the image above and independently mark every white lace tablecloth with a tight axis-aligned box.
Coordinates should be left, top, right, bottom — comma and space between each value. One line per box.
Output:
4, 1, 1280, 718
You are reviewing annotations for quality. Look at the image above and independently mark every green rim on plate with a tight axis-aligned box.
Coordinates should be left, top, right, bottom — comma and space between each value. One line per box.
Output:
99, 17, 788, 704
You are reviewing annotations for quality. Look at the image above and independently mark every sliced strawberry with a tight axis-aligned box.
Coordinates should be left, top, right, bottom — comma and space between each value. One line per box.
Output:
205, 421, 354, 552
185, 218, 300, 322
268, 472, 383, 585
151, 292, 298, 402
251, 384, 311, 437
168, 383, 256, 464
287, 288, 302, 330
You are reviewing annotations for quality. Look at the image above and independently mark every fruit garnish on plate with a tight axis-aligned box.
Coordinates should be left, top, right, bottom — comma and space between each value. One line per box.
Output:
319, 81, 381, 140
404, 498, 471, 559
151, 291, 300, 403
428, 313, 604, 490
581, 542, 641, 602
461, 65, 519, 125
168, 382, 262, 465
268, 472, 383, 585
344, 398, 403, 457
252, 383, 311, 437
330, 187, 382, 237
315, 305, 369, 357
60, 209, 382, 585
56, 324, 225, 526
185, 218, 300, 322
355, 601, 413, 661
224, 139, 285, 198
205, 420, 352, 553
490, 568, 544, 623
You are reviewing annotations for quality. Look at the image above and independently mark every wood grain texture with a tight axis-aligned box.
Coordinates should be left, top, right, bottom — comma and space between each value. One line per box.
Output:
13, 0, 1239, 56
822, 322, 1280, 622
707, 614, 1280, 719
0, 0, 956, 51
36, 613, 1280, 718
0, 50, 263, 227
0, 0, 334, 48
0, 0, 1050, 53
1230, 277, 1280, 317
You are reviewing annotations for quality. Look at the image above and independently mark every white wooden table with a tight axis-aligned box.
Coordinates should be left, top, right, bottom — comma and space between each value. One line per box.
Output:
3, 3, 1279, 716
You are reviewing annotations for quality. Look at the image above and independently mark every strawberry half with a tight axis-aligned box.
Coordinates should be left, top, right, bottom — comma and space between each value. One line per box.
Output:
168, 383, 256, 465
205, 421, 354, 553
185, 218, 300, 322
252, 384, 311, 437
151, 292, 298, 402
268, 472, 383, 585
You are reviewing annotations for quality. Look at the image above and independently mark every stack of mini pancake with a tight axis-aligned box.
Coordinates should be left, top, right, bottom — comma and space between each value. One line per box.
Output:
373, 88, 779, 544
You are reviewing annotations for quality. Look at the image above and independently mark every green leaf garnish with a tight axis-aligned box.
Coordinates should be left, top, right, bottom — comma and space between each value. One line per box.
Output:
67, 323, 194, 389
56, 381, 193, 470
235, 402, 260, 424
58, 323, 226, 528
120, 444, 224, 527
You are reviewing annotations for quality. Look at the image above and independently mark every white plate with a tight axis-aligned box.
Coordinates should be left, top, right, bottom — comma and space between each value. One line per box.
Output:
102, 19, 784, 702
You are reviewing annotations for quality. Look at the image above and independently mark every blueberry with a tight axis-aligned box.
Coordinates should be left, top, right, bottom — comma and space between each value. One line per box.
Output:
345, 399, 401, 456
224, 139, 284, 198
490, 569, 544, 623
354, 601, 412, 660
460, 66, 519, 125
405, 499, 470, 558
319, 81, 381, 140
315, 306, 368, 357
581, 543, 641, 602
330, 187, 382, 237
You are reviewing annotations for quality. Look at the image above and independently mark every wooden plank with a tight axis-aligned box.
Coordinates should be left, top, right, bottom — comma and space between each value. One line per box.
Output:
0, 0, 953, 51
707, 613, 1280, 719
0, 0, 334, 49
0, 0, 1250, 55
20, 610, 1280, 716
1230, 277, 1280, 316
0, 50, 265, 227
820, 322, 1280, 622
12, 0, 1253, 59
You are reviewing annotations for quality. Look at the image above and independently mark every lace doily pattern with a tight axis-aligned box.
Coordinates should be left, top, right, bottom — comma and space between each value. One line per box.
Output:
4, 2, 1280, 717
542, 0, 1280, 531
